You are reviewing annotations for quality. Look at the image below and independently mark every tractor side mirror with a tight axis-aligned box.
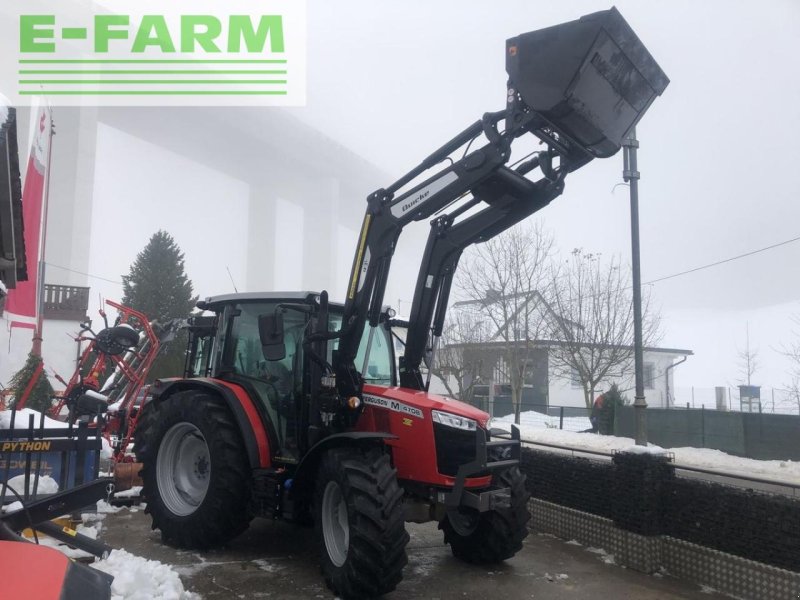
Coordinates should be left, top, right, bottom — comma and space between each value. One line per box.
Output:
259, 312, 286, 361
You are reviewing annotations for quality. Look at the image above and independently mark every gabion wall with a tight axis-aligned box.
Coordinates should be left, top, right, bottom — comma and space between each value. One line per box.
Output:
520, 447, 800, 572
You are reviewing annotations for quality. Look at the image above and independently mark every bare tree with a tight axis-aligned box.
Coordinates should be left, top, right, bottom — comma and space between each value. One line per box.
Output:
430, 310, 489, 404
455, 224, 554, 424
548, 249, 661, 410
737, 322, 759, 386
781, 315, 800, 414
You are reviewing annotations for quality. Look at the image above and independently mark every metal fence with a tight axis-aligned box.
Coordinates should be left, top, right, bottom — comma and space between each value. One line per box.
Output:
671, 386, 799, 415
469, 390, 592, 432
615, 405, 800, 461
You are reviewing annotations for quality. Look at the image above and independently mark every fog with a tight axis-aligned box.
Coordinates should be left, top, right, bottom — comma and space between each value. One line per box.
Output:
7, 0, 800, 391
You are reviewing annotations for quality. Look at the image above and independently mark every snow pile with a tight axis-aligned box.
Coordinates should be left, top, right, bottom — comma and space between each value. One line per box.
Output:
113, 485, 142, 499
100, 436, 114, 460
3, 474, 60, 495
0, 408, 69, 430
91, 549, 199, 600
587, 546, 616, 565
494, 421, 800, 484
95, 499, 124, 514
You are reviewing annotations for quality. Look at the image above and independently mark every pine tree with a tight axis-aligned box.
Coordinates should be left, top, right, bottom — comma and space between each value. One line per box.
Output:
9, 352, 54, 413
122, 231, 196, 380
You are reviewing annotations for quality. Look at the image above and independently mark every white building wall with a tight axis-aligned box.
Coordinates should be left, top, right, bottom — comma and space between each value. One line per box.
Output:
547, 351, 684, 410
0, 319, 84, 391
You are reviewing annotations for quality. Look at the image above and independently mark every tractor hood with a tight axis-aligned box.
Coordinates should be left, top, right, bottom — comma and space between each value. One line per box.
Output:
362, 384, 491, 429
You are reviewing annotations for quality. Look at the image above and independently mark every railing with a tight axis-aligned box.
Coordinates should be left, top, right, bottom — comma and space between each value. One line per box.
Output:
42, 283, 90, 321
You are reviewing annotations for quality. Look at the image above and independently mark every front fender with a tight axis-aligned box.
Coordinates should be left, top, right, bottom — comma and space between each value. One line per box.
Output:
289, 432, 396, 501
151, 378, 271, 470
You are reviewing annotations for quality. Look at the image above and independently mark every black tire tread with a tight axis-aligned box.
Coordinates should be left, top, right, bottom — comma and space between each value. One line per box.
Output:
441, 466, 531, 564
316, 446, 409, 599
139, 391, 253, 549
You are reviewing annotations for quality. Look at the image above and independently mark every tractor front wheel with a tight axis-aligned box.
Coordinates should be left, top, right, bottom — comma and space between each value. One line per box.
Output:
139, 391, 253, 549
440, 466, 530, 564
314, 446, 409, 599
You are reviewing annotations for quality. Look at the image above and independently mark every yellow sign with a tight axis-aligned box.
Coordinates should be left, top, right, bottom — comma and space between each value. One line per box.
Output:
0, 440, 52, 452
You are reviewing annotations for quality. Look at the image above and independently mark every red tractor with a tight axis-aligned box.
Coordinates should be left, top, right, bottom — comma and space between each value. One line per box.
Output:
136, 8, 668, 598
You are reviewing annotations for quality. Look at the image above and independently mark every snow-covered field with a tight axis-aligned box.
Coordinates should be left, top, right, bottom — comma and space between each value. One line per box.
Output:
495, 410, 800, 484
495, 410, 592, 432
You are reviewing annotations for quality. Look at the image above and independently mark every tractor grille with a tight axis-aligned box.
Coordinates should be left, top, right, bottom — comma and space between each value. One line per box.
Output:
433, 423, 485, 477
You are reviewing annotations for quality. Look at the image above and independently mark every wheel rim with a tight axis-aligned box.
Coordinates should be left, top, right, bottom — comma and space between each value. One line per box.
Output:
447, 507, 480, 536
156, 422, 211, 516
322, 481, 349, 567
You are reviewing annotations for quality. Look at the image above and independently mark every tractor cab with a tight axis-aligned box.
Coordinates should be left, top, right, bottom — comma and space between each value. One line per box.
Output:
187, 291, 396, 461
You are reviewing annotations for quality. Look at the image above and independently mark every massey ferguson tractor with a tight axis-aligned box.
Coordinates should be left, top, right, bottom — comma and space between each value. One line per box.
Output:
135, 8, 668, 598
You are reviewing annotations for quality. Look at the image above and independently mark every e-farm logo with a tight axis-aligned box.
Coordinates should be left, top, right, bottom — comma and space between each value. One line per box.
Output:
5, 1, 306, 106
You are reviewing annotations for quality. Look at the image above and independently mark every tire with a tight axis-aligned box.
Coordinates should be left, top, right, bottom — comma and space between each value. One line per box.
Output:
314, 446, 409, 599
440, 466, 530, 564
132, 400, 157, 463
95, 325, 140, 356
140, 391, 253, 549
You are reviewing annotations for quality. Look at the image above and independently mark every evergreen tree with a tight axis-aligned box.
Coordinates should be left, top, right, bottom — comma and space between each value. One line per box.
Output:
122, 231, 196, 380
9, 352, 54, 413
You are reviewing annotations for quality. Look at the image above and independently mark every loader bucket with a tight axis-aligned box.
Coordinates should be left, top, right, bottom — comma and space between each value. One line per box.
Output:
506, 7, 669, 158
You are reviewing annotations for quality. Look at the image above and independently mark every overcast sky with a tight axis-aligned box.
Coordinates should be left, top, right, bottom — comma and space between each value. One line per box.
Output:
8, 0, 799, 397
285, 0, 800, 391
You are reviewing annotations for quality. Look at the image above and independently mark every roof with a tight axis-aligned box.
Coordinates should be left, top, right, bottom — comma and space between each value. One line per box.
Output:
197, 291, 322, 311
450, 338, 693, 356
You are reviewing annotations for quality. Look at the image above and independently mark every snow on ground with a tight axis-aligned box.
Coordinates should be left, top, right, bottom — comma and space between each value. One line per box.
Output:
71, 506, 198, 599
495, 411, 800, 484
92, 549, 199, 600
587, 546, 617, 565
496, 411, 591, 432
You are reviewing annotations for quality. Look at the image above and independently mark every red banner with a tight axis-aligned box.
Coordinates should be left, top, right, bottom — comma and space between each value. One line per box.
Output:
5, 104, 52, 330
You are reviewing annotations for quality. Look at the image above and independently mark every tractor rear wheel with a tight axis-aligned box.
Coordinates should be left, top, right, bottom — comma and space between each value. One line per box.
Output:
314, 446, 409, 599
440, 466, 530, 564
132, 400, 157, 462
139, 391, 252, 549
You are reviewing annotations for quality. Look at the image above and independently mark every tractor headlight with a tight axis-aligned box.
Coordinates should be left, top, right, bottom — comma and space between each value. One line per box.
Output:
432, 410, 477, 431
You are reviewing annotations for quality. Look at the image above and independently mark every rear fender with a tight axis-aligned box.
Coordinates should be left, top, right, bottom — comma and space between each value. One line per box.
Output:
289, 432, 395, 501
151, 378, 271, 469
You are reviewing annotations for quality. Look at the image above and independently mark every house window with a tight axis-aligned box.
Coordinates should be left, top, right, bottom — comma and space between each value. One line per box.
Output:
644, 362, 655, 389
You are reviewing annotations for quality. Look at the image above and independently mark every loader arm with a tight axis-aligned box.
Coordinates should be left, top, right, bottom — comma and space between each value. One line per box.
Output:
332, 6, 669, 401
335, 111, 521, 399
399, 157, 568, 390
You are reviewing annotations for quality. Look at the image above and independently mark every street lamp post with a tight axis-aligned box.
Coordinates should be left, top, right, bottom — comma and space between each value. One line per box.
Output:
623, 127, 647, 446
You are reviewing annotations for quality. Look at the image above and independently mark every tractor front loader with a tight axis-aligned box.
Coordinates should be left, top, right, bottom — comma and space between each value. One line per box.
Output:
136, 8, 669, 599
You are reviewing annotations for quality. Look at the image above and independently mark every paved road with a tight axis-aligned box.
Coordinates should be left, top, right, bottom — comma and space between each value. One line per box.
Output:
100, 508, 729, 599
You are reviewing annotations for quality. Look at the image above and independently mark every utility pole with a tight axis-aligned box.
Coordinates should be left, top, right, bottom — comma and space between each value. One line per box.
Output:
623, 127, 647, 446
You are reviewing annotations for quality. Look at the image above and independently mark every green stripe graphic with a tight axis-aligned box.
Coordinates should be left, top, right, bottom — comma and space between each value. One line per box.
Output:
19, 90, 289, 95
20, 70, 287, 75
19, 59, 287, 64
20, 80, 287, 85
